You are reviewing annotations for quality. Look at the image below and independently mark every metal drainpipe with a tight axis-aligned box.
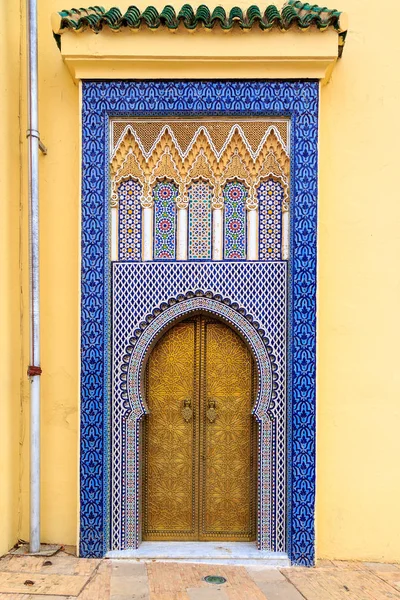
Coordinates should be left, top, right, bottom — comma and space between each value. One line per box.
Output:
27, 0, 42, 554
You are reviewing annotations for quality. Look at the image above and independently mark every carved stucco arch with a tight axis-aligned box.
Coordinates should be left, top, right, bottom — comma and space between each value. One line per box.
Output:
120, 292, 278, 423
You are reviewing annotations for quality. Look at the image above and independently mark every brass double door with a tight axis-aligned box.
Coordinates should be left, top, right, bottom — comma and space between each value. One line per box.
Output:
143, 315, 256, 541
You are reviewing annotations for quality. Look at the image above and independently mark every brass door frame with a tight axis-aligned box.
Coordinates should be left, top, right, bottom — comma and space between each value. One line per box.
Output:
143, 314, 257, 541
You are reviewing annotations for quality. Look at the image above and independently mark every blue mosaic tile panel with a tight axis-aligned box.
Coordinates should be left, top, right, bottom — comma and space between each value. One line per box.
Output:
188, 180, 213, 260
223, 180, 247, 260
81, 80, 318, 566
153, 180, 178, 260
258, 179, 283, 261
118, 179, 142, 261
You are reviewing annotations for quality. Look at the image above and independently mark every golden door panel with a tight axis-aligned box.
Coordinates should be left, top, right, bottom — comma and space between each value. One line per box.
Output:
143, 321, 198, 540
200, 320, 256, 541
144, 315, 256, 541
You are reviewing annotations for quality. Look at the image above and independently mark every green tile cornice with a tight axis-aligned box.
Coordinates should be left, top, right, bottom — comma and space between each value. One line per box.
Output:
53, 2, 347, 55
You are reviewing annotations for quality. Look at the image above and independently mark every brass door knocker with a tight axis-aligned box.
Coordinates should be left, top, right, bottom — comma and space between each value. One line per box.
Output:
207, 399, 217, 423
181, 399, 193, 422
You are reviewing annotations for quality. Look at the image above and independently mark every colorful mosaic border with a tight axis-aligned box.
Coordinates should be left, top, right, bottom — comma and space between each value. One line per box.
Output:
80, 80, 318, 565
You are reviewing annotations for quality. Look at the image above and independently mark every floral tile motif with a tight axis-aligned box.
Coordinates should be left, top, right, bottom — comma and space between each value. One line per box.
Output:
258, 179, 283, 260
153, 180, 178, 260
223, 180, 247, 260
188, 180, 213, 260
118, 179, 142, 260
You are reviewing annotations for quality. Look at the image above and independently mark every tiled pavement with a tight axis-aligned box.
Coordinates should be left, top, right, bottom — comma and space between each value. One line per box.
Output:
0, 548, 400, 599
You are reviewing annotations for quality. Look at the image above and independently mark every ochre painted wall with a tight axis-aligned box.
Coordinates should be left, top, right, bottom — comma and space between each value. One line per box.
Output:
2, 0, 80, 549
317, 3, 400, 561
23, 0, 80, 545
0, 1, 22, 556
1, 0, 399, 561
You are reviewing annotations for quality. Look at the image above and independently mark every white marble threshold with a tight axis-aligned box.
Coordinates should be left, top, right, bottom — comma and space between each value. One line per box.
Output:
106, 542, 290, 567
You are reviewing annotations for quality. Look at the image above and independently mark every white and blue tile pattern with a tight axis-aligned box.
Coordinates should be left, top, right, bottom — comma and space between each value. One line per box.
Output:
112, 261, 287, 552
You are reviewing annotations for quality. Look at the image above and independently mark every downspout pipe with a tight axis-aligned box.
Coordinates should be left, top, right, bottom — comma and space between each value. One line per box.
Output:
26, 0, 41, 554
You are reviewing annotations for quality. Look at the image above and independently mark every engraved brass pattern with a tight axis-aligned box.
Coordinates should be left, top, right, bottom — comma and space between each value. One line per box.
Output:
144, 315, 256, 541
201, 320, 256, 541
144, 321, 198, 539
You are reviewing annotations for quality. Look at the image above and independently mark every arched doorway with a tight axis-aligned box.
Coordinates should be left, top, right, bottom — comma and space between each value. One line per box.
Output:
143, 314, 257, 541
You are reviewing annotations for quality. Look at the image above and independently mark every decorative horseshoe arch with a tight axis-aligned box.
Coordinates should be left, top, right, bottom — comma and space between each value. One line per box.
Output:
119, 292, 279, 550
121, 292, 278, 420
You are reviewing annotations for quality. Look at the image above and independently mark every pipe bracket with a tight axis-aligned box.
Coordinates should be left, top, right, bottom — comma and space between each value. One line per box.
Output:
27, 365, 42, 377
26, 129, 48, 154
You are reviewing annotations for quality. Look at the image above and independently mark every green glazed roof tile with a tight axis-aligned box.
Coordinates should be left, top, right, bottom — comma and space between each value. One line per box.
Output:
52, 2, 347, 54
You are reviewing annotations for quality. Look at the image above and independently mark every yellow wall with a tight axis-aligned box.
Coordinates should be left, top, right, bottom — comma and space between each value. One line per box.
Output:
317, 3, 400, 561
27, 0, 80, 544
1, 0, 80, 549
1, 0, 399, 561
0, 1, 22, 556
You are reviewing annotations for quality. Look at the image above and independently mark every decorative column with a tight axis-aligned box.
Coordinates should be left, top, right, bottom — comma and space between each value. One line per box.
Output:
282, 206, 290, 260
176, 198, 188, 260
110, 200, 119, 261
246, 194, 258, 260
141, 196, 153, 261
212, 195, 223, 260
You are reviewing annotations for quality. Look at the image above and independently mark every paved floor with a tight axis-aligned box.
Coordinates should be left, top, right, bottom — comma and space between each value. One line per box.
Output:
0, 548, 400, 599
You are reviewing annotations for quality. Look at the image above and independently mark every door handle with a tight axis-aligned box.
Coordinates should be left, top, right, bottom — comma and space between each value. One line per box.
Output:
207, 399, 217, 423
181, 399, 193, 422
